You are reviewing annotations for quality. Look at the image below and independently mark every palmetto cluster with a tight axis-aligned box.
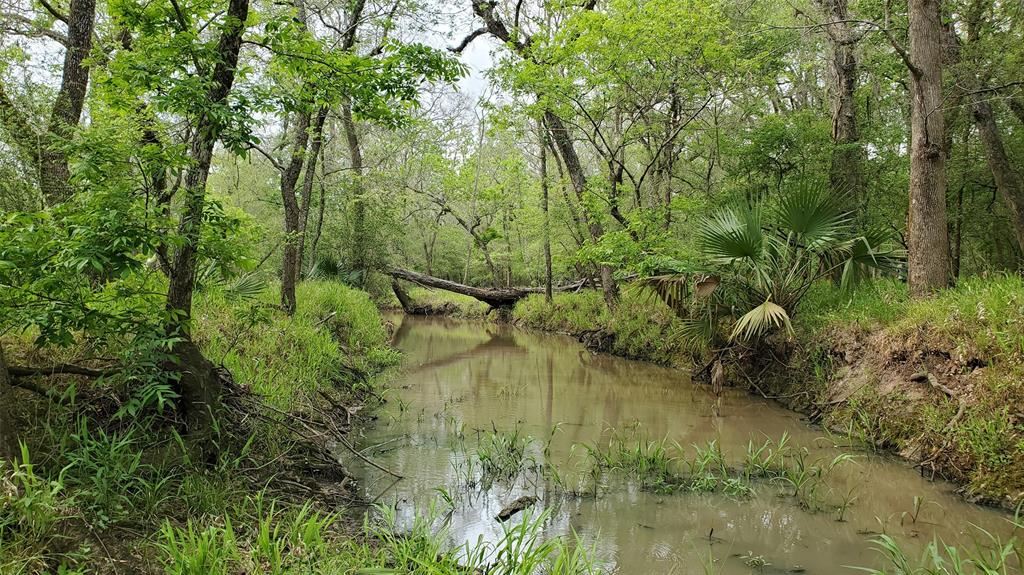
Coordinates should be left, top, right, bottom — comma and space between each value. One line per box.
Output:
640, 184, 903, 348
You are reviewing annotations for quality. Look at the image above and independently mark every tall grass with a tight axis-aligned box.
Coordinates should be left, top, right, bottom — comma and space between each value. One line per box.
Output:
194, 280, 399, 409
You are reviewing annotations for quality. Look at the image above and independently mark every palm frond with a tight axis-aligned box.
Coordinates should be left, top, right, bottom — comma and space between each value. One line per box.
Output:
224, 273, 268, 301
730, 298, 792, 341
837, 226, 905, 291
674, 315, 716, 351
698, 207, 764, 263
635, 274, 690, 312
775, 183, 850, 250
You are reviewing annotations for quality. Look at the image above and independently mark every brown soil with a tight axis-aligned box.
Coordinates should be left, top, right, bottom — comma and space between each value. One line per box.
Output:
763, 323, 1024, 509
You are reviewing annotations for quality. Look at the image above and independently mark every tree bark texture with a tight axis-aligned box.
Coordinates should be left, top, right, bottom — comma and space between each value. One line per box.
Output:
164, 0, 249, 452
972, 99, 1024, 259
817, 0, 864, 211
907, 0, 951, 296
280, 111, 312, 315
0, 343, 17, 463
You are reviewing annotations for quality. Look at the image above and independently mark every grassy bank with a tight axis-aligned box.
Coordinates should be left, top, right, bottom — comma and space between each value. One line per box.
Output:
511, 291, 684, 365
783, 276, 1024, 507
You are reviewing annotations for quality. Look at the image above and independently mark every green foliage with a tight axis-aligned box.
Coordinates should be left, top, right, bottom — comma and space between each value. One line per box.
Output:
853, 531, 1022, 575
512, 290, 684, 364
0, 444, 67, 548
639, 183, 903, 346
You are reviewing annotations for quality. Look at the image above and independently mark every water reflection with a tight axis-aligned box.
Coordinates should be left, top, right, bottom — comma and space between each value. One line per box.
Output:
354, 314, 1017, 574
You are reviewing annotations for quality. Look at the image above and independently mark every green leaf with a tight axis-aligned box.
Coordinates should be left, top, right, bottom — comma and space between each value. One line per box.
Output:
698, 207, 764, 263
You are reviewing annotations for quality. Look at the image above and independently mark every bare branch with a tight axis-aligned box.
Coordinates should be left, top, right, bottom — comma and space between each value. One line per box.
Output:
37, 0, 67, 23
450, 26, 486, 53
0, 12, 68, 44
10, 364, 118, 378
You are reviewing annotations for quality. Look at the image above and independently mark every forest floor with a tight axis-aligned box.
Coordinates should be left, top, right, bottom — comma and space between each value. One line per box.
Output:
390, 276, 1024, 509
2, 283, 424, 573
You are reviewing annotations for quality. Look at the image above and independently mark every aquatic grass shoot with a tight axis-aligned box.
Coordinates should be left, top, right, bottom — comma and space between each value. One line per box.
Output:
851, 528, 1022, 575
363, 502, 602, 574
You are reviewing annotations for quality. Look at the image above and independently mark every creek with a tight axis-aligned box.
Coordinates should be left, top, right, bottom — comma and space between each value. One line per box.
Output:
352, 314, 1017, 574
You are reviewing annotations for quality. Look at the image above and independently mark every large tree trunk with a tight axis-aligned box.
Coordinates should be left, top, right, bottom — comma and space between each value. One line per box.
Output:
972, 99, 1024, 259
817, 0, 864, 213
906, 0, 951, 296
39, 0, 96, 205
0, 0, 95, 206
280, 111, 312, 315
0, 343, 17, 463
544, 111, 619, 306
164, 0, 249, 454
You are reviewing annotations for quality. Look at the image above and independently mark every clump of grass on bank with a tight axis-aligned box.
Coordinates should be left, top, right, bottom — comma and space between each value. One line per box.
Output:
194, 280, 399, 409
790, 275, 1024, 505
512, 288, 684, 365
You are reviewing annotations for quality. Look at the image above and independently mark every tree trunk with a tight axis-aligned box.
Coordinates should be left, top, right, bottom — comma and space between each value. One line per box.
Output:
307, 125, 333, 276
817, 0, 864, 213
1009, 98, 1024, 126
544, 111, 619, 306
342, 100, 368, 281
540, 122, 553, 303
297, 107, 327, 278
972, 99, 1024, 260
40, 0, 96, 205
0, 0, 95, 206
906, 0, 951, 296
280, 111, 312, 315
0, 343, 17, 463
164, 0, 249, 455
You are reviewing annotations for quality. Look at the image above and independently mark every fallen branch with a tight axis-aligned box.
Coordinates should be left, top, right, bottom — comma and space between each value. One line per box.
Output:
389, 267, 588, 309
9, 364, 118, 379
335, 434, 404, 479
313, 311, 337, 328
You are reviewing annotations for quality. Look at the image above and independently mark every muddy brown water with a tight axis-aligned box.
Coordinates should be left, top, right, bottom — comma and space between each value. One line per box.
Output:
352, 314, 1019, 574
